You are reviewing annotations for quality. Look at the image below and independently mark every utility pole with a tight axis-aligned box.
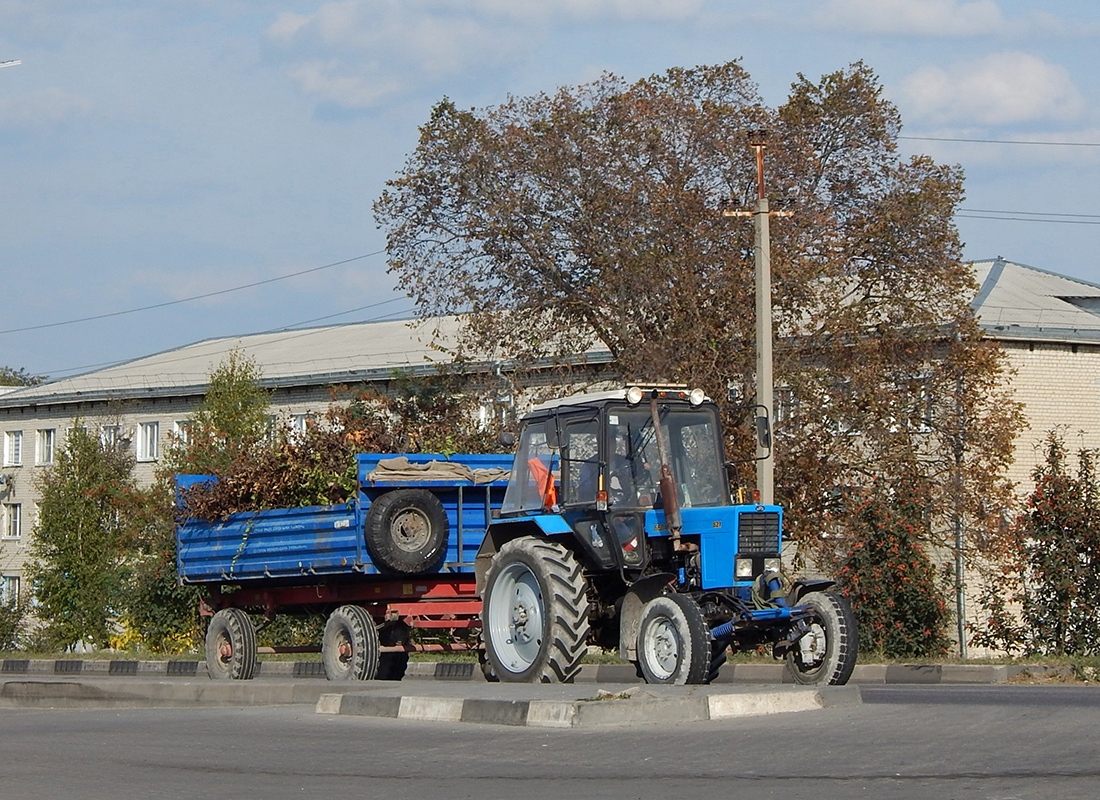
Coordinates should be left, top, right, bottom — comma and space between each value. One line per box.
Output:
723, 130, 789, 505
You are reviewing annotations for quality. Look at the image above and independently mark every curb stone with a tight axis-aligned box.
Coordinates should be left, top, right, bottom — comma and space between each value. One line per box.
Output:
315, 684, 863, 728
0, 658, 1076, 684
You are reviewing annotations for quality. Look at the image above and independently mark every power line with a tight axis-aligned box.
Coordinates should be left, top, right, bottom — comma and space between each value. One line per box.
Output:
957, 213, 1100, 226
961, 207, 1100, 220
901, 135, 1100, 147
0, 250, 385, 335
43, 302, 420, 379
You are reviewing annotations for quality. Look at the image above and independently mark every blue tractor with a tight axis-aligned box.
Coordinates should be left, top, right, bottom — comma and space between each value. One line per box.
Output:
476, 386, 858, 685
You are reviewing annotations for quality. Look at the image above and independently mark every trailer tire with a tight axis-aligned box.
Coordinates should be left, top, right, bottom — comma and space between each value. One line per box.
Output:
322, 605, 380, 681
482, 537, 590, 683
784, 591, 858, 686
366, 489, 449, 575
205, 608, 257, 681
635, 593, 711, 685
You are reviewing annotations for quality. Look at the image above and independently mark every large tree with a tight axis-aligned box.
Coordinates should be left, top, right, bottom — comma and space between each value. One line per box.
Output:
375, 60, 1023, 573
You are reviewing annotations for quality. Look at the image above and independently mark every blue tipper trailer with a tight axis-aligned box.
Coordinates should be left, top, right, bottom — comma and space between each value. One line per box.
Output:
175, 453, 511, 680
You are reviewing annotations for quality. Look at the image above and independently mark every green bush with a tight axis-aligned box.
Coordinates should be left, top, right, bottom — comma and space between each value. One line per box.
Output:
837, 488, 951, 659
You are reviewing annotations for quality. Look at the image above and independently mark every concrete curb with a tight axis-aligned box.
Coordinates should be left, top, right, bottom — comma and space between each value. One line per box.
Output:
0, 658, 1076, 684
0, 678, 336, 709
316, 685, 863, 728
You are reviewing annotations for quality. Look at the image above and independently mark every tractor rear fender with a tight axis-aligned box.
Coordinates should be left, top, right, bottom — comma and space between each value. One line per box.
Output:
475, 516, 572, 596
618, 573, 677, 662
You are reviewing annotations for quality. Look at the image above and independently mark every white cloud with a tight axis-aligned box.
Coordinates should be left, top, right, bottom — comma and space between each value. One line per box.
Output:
0, 87, 91, 130
817, 0, 1005, 36
286, 61, 404, 109
265, 0, 708, 109
266, 1, 519, 108
900, 52, 1084, 126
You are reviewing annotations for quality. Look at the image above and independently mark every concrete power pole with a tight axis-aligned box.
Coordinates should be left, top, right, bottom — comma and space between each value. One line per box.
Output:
724, 131, 788, 504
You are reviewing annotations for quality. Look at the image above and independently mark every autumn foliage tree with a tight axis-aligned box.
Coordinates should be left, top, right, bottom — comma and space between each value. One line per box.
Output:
973, 432, 1100, 656
374, 60, 1023, 607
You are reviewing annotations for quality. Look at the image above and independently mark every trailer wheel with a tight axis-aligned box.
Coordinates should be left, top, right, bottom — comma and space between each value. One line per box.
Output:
366, 489, 449, 574
635, 593, 710, 685
482, 537, 590, 683
785, 591, 858, 686
322, 605, 380, 681
204, 608, 257, 680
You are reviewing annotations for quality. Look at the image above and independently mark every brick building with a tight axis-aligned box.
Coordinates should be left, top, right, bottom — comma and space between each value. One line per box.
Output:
1, 257, 1098, 609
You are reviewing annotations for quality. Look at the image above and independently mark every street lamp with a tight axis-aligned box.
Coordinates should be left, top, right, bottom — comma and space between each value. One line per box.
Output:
0, 60, 21, 69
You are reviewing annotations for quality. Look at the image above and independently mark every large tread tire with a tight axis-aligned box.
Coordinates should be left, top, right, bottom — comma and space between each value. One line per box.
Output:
707, 640, 729, 684
482, 537, 590, 683
785, 591, 858, 686
322, 605, 380, 681
636, 593, 711, 685
366, 489, 449, 575
204, 608, 257, 681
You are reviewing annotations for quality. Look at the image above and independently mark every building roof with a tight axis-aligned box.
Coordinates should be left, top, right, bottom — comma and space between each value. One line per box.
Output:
5, 257, 1096, 410
0, 317, 475, 409
973, 257, 1100, 343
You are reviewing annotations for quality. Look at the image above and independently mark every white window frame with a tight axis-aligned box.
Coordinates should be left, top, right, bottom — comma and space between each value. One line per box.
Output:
2, 503, 20, 539
137, 421, 160, 461
4, 431, 22, 466
100, 424, 122, 448
173, 420, 192, 446
36, 428, 56, 465
0, 574, 20, 605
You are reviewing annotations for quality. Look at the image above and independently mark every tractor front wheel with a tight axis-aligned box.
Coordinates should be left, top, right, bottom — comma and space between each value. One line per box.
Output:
635, 593, 711, 685
784, 591, 858, 686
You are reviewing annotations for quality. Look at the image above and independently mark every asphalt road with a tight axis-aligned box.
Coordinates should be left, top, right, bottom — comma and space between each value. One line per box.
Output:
2, 683, 1099, 800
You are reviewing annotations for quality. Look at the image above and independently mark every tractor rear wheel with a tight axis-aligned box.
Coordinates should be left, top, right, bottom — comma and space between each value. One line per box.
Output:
482, 537, 590, 683
635, 593, 711, 685
784, 591, 858, 686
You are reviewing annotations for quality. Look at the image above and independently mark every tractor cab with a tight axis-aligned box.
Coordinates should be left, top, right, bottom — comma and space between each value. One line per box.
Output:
498, 386, 733, 574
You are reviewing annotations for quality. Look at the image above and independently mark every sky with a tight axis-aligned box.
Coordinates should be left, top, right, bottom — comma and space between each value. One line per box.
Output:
1, 0, 1098, 380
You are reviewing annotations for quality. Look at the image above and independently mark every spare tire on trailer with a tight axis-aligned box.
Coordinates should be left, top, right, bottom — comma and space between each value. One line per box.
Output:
365, 489, 449, 574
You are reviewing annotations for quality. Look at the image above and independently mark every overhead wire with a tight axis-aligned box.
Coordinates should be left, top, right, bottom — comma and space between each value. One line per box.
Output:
0, 250, 387, 335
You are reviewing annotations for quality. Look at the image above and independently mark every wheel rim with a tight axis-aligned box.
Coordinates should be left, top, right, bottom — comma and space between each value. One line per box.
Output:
391, 508, 431, 553
796, 620, 827, 669
642, 614, 680, 681
487, 561, 544, 674
214, 630, 233, 671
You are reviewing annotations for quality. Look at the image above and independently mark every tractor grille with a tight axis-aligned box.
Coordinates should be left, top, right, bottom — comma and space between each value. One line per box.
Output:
737, 511, 780, 554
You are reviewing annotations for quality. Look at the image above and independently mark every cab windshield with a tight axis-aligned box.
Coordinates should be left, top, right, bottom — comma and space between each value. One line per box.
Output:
604, 405, 727, 509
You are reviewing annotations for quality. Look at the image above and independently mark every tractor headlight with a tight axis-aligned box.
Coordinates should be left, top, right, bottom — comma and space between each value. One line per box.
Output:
735, 558, 755, 579
625, 386, 644, 405
764, 557, 782, 573
688, 388, 706, 406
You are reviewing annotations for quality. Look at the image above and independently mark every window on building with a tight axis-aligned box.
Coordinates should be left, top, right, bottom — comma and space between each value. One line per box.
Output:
2, 503, 20, 539
137, 422, 160, 461
173, 420, 192, 446
36, 428, 56, 465
0, 574, 20, 605
4, 431, 22, 466
100, 425, 123, 448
